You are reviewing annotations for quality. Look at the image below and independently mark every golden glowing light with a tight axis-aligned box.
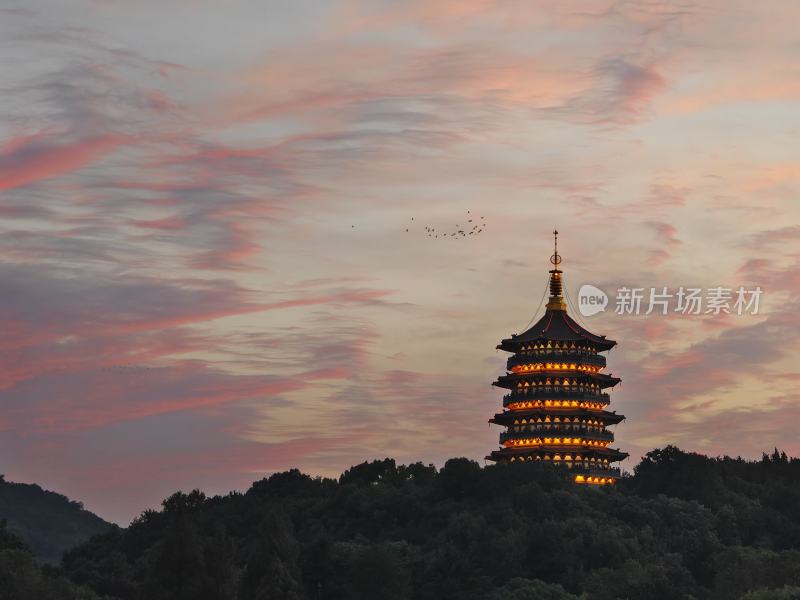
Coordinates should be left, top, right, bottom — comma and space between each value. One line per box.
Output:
507, 400, 605, 411
503, 437, 611, 448
512, 417, 605, 427
514, 379, 601, 391
520, 342, 596, 353
574, 475, 615, 485
511, 362, 602, 374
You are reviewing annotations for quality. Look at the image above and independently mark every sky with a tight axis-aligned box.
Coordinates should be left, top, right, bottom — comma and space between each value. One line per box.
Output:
0, 0, 799, 524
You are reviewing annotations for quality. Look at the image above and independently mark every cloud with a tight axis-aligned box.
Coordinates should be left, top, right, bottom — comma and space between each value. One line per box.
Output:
3, 358, 351, 437
612, 294, 800, 451
0, 263, 394, 393
0, 133, 130, 191
645, 221, 682, 265
746, 225, 800, 251
556, 59, 665, 124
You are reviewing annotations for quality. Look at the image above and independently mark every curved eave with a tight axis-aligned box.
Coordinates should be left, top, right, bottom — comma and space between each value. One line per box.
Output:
491, 409, 625, 426
498, 309, 617, 353
492, 447, 628, 460
591, 372, 622, 388
488, 446, 628, 462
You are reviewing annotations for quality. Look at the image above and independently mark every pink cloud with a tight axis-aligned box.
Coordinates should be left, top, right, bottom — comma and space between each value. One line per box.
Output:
25, 370, 305, 432
0, 133, 129, 190
666, 80, 800, 115
646, 221, 682, 266
262, 288, 393, 311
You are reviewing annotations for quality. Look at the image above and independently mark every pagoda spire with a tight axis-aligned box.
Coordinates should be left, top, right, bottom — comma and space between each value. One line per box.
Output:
546, 229, 566, 311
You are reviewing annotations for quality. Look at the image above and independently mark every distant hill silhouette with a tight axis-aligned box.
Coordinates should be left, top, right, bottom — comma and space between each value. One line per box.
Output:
0, 475, 112, 563
0, 520, 106, 599
54, 446, 800, 600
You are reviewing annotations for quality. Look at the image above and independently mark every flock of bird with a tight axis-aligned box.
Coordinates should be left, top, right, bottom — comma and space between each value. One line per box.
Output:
404, 210, 486, 239
349, 210, 488, 238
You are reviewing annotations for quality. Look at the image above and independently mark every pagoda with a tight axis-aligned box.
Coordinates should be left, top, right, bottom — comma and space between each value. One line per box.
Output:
487, 231, 627, 484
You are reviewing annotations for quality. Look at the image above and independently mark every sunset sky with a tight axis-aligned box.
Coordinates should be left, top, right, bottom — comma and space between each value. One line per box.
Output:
1, 0, 799, 524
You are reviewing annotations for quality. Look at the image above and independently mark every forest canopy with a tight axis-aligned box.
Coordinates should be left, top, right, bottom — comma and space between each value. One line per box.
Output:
11, 446, 800, 600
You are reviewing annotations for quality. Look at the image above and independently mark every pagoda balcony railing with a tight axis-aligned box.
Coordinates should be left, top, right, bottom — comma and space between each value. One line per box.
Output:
501, 457, 622, 478
515, 347, 603, 358
495, 377, 619, 396
582, 430, 614, 442
499, 430, 614, 444
503, 391, 610, 405
503, 427, 614, 441
570, 464, 621, 477
507, 353, 606, 370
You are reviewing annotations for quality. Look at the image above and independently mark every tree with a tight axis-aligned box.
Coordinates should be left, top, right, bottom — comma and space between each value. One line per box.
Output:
238, 508, 304, 600
0, 521, 104, 600
340, 459, 399, 486
439, 458, 481, 499
55, 448, 800, 600
343, 543, 411, 600
488, 578, 579, 600
741, 586, 800, 600
145, 510, 210, 600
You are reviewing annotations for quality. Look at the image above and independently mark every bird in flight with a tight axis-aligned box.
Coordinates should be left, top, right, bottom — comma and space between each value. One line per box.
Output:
397, 210, 488, 240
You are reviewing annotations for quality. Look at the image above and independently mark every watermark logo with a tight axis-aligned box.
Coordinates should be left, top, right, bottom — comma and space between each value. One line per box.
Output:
577, 285, 763, 317
578, 284, 609, 316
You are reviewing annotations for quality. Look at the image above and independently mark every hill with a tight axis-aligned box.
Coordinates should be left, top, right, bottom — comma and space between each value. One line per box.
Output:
55, 446, 800, 599
0, 475, 112, 564
0, 521, 108, 600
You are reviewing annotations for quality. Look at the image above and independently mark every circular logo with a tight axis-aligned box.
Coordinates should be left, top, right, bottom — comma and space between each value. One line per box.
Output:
578, 284, 608, 316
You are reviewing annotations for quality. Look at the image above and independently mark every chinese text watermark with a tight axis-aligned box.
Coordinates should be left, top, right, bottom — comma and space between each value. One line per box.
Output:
577, 285, 762, 317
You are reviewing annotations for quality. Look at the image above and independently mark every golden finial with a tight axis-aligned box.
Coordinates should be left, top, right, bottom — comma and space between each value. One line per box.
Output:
550, 229, 561, 267
546, 229, 566, 311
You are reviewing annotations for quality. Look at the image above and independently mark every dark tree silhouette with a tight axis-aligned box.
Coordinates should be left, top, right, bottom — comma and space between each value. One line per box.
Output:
49, 447, 800, 600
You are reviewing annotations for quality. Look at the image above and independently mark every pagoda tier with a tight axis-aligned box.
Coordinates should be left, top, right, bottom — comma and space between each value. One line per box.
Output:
494, 371, 621, 391
486, 231, 628, 485
490, 408, 625, 427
